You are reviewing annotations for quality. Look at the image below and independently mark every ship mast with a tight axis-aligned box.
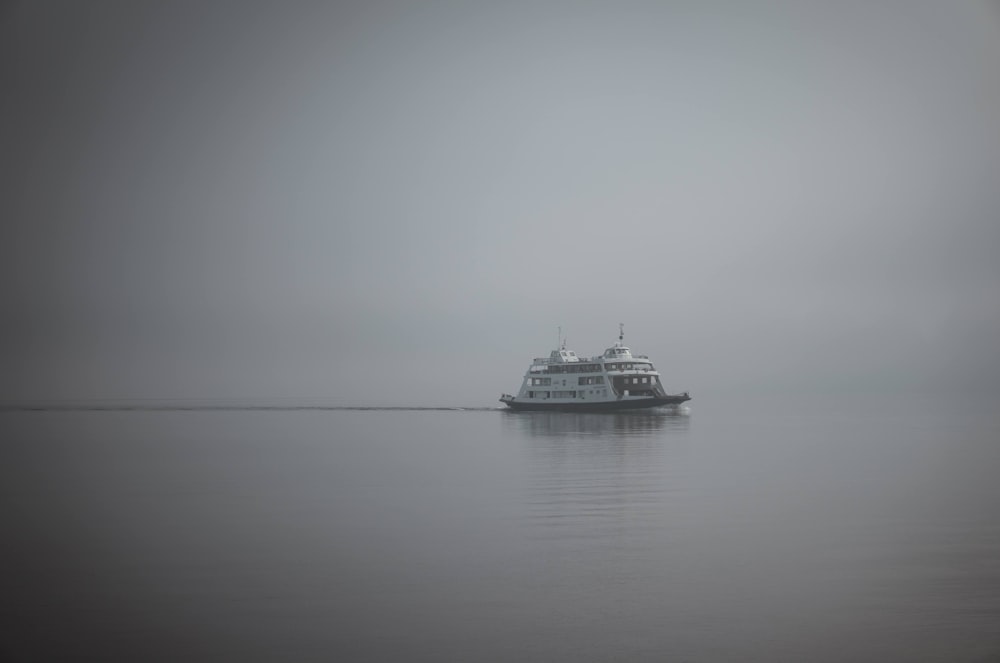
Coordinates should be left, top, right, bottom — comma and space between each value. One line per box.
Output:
618, 322, 624, 345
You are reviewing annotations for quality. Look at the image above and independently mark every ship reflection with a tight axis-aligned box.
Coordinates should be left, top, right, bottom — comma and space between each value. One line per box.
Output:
509, 409, 692, 542
502, 407, 690, 439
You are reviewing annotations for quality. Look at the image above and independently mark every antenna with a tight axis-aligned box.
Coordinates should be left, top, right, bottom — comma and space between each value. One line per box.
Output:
619, 322, 624, 343
557, 325, 561, 350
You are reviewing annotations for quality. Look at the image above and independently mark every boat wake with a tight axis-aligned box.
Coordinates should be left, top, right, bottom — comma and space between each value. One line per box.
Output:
0, 404, 500, 412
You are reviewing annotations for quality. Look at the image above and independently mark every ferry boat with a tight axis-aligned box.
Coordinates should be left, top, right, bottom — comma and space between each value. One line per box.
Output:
499, 325, 691, 412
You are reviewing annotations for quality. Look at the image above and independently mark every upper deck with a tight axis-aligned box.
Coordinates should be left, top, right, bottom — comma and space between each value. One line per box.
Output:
525, 326, 658, 375
527, 345, 655, 375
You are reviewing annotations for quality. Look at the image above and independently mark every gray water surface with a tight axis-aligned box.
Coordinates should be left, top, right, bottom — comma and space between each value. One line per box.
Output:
2, 395, 998, 661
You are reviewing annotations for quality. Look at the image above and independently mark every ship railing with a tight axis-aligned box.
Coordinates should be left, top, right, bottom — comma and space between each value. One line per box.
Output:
535, 354, 647, 363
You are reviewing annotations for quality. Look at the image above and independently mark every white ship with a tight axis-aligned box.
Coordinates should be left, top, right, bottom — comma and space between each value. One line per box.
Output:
499, 325, 691, 412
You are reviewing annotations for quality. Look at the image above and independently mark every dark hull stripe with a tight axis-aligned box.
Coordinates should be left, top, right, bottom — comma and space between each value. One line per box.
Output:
501, 395, 690, 412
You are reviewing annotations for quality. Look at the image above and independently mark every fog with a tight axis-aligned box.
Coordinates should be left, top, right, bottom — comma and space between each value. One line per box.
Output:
4, 1, 1000, 406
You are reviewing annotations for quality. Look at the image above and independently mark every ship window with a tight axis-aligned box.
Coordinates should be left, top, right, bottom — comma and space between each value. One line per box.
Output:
596, 376, 604, 384
642, 377, 648, 384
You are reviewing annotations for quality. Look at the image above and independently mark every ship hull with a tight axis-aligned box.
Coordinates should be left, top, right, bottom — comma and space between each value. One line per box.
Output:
501, 394, 689, 412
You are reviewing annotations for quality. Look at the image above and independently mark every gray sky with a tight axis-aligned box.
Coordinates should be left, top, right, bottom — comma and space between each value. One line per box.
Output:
4, 1, 1000, 405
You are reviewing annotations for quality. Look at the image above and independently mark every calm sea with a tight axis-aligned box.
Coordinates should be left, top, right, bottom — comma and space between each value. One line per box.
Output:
2, 393, 999, 662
